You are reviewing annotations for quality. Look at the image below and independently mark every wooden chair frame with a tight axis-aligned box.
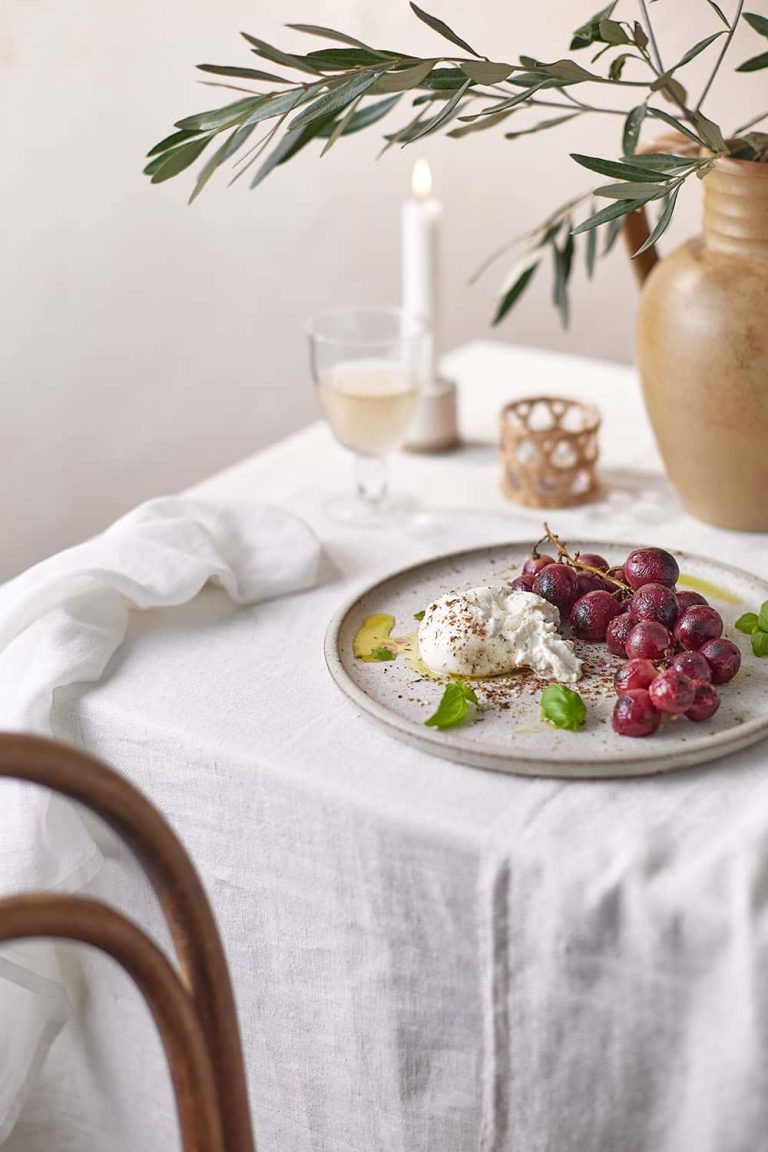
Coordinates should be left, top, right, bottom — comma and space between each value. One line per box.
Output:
0, 733, 255, 1152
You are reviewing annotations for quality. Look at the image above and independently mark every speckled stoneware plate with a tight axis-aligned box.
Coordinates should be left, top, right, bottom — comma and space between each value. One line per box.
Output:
325, 541, 768, 779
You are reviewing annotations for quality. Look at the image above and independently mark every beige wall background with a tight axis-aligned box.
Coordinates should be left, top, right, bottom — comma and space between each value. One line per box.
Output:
0, 1, 762, 574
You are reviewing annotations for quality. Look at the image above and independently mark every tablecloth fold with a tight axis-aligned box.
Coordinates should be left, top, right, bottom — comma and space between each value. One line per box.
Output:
0, 496, 321, 1141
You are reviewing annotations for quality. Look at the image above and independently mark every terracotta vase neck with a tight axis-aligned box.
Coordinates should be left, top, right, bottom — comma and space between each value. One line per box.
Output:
703, 157, 768, 261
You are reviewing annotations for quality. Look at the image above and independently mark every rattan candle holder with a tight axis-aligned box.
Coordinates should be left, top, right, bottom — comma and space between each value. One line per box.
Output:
499, 396, 601, 508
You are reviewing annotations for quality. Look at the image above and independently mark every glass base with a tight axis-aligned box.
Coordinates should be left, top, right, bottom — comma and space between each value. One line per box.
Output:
323, 492, 418, 528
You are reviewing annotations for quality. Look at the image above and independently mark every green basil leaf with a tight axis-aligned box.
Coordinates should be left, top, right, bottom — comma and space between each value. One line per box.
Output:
752, 629, 768, 658
735, 612, 759, 634
370, 647, 396, 661
540, 684, 587, 731
409, 2, 482, 58
414, 610, 426, 621
759, 601, 768, 631
424, 681, 478, 729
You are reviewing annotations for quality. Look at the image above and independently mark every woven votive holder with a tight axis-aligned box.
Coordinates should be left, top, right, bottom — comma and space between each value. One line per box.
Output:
499, 396, 601, 508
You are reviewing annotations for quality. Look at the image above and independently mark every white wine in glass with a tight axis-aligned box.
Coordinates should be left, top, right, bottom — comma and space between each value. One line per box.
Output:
307, 308, 426, 526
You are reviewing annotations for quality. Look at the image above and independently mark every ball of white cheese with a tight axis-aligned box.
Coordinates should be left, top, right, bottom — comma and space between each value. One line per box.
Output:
417, 586, 582, 682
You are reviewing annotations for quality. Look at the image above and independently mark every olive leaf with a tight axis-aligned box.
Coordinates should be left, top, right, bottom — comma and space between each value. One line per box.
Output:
176, 95, 265, 133
284, 24, 377, 50
704, 0, 729, 27
744, 12, 768, 38
371, 60, 436, 92
288, 70, 383, 133
241, 33, 322, 75
737, 17, 768, 74
407, 78, 472, 142
505, 112, 580, 140
623, 105, 647, 154
631, 185, 680, 257
147, 127, 204, 158
147, 134, 213, 183
571, 152, 670, 182
694, 111, 727, 151
493, 257, 540, 325
570, 3, 619, 49
409, 2, 482, 58
572, 196, 652, 235
316, 94, 402, 143
594, 180, 667, 199
459, 60, 514, 84
197, 63, 289, 84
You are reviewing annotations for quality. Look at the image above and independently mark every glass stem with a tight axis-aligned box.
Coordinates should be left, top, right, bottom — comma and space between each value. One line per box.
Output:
354, 455, 388, 507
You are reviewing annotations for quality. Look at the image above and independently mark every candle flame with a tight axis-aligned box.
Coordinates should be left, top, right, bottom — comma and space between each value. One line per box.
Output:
412, 158, 432, 200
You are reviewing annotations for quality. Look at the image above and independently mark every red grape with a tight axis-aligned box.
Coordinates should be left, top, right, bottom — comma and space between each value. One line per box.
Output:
669, 650, 712, 683
577, 553, 609, 572
606, 613, 633, 657
612, 690, 662, 737
570, 590, 622, 642
649, 669, 696, 715
509, 574, 535, 592
624, 547, 680, 590
698, 638, 742, 684
674, 605, 723, 651
522, 554, 556, 576
576, 571, 605, 598
675, 590, 708, 616
614, 658, 657, 693
532, 563, 579, 615
685, 681, 721, 722
629, 582, 679, 629
625, 620, 674, 661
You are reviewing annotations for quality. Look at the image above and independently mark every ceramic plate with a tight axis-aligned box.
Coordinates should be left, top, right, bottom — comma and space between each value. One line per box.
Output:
325, 541, 768, 779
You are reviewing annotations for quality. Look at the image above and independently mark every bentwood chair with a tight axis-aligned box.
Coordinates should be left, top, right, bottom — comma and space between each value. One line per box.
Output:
0, 733, 256, 1152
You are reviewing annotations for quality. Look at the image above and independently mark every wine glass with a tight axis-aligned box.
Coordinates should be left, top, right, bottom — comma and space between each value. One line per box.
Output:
307, 306, 426, 526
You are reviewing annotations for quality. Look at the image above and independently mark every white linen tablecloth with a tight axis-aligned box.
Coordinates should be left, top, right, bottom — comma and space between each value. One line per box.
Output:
3, 342, 768, 1152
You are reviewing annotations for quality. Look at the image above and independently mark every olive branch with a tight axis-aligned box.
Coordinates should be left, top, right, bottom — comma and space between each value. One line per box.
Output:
145, 1, 768, 327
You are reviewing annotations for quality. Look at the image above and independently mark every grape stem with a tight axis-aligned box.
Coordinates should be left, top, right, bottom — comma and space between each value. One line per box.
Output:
537, 523, 633, 592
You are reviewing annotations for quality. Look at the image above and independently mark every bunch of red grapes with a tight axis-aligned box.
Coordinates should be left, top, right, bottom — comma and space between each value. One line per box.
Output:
513, 546, 741, 738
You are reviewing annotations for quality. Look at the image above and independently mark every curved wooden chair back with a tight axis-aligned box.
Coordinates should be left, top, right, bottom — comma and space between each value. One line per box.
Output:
0, 733, 256, 1152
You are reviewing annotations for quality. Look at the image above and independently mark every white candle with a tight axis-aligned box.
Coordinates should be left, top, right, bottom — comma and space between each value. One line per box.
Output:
401, 158, 441, 393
